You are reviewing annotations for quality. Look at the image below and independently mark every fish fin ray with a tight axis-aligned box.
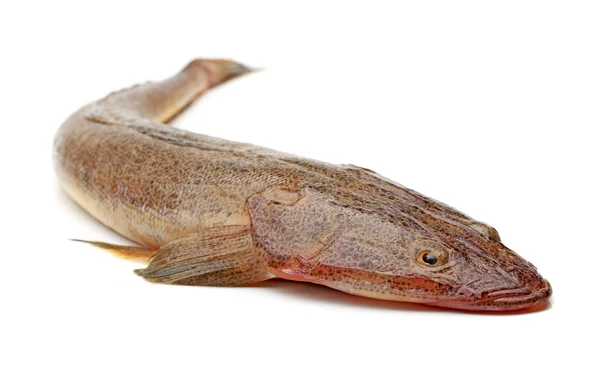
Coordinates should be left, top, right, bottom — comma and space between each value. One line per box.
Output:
71, 239, 156, 264
134, 225, 272, 286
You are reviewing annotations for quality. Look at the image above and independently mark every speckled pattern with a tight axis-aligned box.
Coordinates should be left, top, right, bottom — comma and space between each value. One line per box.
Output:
54, 59, 551, 311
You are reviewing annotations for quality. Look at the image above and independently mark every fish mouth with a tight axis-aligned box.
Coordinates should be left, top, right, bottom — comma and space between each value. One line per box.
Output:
484, 279, 552, 309
438, 278, 552, 311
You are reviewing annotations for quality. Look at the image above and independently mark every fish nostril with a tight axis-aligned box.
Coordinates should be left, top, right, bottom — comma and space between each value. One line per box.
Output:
541, 279, 552, 298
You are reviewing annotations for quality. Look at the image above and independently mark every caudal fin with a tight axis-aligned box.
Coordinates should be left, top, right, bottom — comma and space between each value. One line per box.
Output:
99, 58, 257, 123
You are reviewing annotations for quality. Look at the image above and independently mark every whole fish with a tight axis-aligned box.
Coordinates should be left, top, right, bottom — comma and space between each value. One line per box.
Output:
54, 59, 551, 311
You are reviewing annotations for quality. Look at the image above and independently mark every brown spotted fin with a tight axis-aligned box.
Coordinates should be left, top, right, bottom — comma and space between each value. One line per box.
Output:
75, 225, 272, 286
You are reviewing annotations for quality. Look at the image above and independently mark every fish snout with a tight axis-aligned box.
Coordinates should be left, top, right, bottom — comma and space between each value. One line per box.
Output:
481, 254, 552, 310
447, 251, 552, 311
485, 277, 552, 309
478, 246, 552, 310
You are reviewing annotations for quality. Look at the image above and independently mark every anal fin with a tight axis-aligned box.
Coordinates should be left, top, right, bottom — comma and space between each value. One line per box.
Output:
72, 239, 156, 264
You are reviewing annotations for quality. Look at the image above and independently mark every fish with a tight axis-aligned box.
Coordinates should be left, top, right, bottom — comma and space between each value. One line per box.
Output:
54, 58, 552, 311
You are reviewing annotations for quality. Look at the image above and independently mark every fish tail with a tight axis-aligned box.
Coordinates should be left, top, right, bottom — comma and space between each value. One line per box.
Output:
100, 58, 256, 123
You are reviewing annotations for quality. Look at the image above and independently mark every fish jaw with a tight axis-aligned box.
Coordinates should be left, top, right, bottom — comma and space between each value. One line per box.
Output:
255, 231, 552, 312
321, 275, 551, 312
433, 278, 552, 311
270, 262, 552, 312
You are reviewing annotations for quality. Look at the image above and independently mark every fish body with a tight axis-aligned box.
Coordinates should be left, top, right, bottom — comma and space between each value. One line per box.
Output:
54, 59, 551, 311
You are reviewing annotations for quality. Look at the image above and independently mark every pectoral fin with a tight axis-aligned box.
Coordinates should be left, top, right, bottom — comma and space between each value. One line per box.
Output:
134, 225, 272, 286
71, 239, 156, 264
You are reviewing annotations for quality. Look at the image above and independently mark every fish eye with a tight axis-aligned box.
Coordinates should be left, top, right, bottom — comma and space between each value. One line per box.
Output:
416, 248, 450, 268
420, 251, 438, 265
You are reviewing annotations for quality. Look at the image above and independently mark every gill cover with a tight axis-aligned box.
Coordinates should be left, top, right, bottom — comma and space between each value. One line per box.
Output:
247, 186, 456, 303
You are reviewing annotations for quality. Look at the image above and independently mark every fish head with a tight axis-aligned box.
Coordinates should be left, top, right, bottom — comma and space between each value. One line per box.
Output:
248, 186, 551, 311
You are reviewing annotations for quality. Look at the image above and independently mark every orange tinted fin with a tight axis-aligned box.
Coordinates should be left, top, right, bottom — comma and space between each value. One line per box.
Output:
71, 240, 156, 264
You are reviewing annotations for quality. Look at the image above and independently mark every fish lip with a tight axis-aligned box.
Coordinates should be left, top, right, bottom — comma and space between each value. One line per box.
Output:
486, 278, 552, 308
436, 278, 552, 311
485, 287, 533, 299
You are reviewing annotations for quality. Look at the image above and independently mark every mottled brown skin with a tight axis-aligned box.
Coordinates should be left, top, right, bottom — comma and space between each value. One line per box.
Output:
54, 59, 552, 311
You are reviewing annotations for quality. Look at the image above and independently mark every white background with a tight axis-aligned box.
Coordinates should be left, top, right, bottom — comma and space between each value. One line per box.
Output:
1, 1, 599, 383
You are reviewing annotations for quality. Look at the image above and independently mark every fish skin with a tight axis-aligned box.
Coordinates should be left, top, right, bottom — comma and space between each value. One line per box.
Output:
54, 59, 551, 311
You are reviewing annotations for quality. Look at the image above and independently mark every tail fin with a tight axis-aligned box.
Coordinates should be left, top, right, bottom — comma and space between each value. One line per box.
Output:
99, 58, 255, 123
